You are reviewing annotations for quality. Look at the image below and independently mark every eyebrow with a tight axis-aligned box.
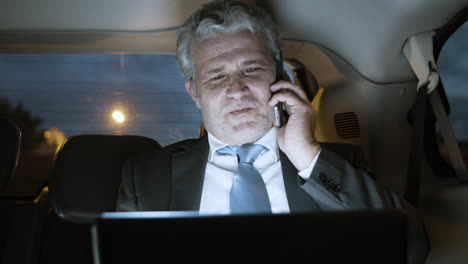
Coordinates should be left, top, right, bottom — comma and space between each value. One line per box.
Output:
206, 66, 225, 75
242, 59, 267, 66
203, 58, 269, 76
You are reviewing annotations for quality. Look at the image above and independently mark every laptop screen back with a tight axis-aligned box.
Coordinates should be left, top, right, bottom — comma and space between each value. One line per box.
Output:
91, 210, 407, 264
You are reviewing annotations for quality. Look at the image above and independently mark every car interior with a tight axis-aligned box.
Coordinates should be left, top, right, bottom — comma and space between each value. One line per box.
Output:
0, 0, 467, 263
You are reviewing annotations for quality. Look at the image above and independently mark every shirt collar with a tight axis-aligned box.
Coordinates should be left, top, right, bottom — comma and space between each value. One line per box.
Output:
207, 126, 279, 162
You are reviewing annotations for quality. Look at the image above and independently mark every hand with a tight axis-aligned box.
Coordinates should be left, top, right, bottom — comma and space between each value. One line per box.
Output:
269, 80, 321, 171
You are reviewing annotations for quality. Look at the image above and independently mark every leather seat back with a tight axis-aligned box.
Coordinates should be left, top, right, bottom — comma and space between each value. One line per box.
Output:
48, 135, 161, 223
0, 118, 21, 193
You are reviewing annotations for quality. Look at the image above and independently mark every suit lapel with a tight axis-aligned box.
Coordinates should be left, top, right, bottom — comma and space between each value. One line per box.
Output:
170, 136, 209, 211
280, 150, 320, 213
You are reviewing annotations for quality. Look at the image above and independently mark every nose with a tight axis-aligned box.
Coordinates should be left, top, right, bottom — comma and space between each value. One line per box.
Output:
226, 74, 249, 99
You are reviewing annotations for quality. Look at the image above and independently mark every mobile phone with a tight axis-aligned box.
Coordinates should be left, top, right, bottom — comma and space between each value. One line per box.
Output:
274, 102, 286, 127
273, 59, 288, 127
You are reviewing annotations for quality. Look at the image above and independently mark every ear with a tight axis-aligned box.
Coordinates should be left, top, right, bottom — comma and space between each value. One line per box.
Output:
185, 80, 201, 109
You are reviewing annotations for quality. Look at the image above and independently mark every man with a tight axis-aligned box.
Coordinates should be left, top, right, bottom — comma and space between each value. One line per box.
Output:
117, 0, 429, 262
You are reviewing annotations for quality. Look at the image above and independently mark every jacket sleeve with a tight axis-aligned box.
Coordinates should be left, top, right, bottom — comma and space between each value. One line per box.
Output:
298, 144, 430, 264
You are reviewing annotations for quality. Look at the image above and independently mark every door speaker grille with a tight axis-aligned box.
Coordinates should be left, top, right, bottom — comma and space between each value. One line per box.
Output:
334, 112, 360, 139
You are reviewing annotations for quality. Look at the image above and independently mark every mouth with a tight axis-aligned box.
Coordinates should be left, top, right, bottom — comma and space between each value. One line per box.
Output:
229, 107, 253, 115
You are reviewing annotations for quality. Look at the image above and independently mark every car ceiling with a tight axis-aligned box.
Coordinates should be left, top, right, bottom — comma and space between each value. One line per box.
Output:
0, 0, 467, 83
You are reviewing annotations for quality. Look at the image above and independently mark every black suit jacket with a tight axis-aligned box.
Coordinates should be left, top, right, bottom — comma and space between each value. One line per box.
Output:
117, 136, 430, 263
118, 135, 400, 212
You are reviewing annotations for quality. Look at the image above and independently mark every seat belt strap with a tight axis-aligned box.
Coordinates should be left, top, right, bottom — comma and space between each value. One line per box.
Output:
403, 30, 468, 186
429, 91, 468, 182
404, 84, 427, 207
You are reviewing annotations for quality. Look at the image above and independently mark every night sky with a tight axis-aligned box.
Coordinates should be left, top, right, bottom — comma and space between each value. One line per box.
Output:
0, 54, 202, 146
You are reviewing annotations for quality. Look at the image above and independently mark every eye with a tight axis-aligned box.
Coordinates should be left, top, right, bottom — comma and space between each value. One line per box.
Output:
210, 74, 224, 81
246, 67, 258, 72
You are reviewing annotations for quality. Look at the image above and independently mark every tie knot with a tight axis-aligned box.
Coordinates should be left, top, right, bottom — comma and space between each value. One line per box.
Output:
217, 144, 266, 164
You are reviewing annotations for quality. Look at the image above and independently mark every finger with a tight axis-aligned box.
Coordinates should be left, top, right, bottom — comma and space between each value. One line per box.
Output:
270, 81, 309, 102
268, 89, 309, 109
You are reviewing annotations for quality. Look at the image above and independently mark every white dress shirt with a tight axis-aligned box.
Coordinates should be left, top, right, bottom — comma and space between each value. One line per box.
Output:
199, 127, 321, 215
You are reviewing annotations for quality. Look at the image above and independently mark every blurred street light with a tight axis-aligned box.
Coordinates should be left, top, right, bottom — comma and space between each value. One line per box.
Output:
112, 111, 125, 123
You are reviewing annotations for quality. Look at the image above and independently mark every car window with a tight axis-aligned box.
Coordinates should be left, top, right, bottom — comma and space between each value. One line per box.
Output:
0, 52, 300, 196
0, 54, 202, 195
437, 21, 468, 165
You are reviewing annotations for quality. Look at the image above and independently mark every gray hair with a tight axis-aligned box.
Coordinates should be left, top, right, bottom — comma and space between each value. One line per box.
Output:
176, 0, 282, 81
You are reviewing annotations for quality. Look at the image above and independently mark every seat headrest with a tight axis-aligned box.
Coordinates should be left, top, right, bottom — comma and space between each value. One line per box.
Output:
0, 118, 21, 192
48, 135, 160, 223
284, 58, 319, 102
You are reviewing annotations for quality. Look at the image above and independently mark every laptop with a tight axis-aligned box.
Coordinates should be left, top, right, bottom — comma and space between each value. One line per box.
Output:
91, 210, 407, 264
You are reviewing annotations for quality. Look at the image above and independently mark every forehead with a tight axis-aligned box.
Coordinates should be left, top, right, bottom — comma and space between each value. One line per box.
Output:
192, 31, 274, 71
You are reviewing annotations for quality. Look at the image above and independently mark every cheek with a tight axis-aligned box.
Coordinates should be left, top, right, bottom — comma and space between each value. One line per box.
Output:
249, 79, 273, 101
198, 89, 221, 111
247, 72, 275, 93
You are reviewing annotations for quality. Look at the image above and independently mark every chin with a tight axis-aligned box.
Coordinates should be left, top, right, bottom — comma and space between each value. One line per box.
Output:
227, 122, 271, 145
